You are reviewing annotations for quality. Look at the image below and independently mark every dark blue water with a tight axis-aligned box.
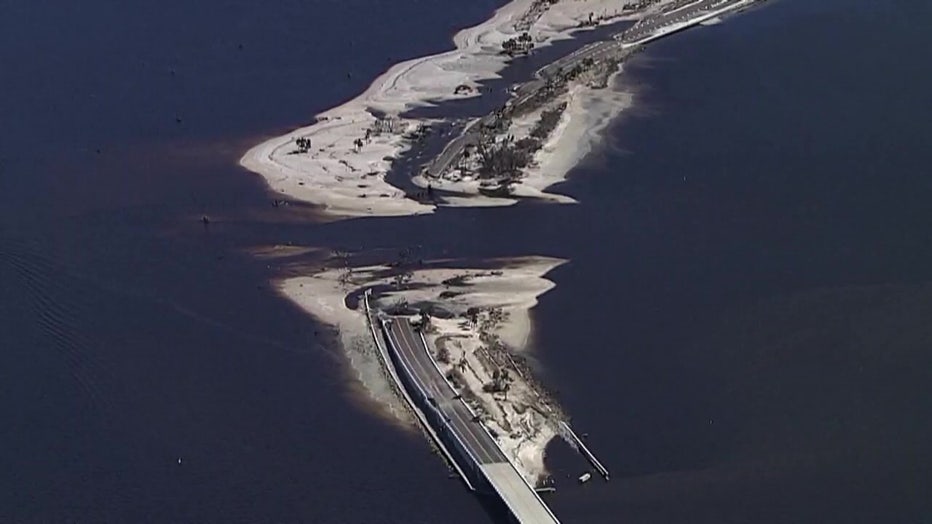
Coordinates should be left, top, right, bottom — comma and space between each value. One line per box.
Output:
0, 1, 508, 522
535, 0, 932, 521
2, 0, 931, 522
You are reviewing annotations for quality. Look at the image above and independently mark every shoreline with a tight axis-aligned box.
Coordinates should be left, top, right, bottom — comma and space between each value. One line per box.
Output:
240, 0, 643, 218
275, 256, 567, 484
413, 66, 634, 206
241, 0, 767, 491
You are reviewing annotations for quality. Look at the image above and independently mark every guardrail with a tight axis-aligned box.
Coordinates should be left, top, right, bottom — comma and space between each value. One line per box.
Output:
380, 318, 489, 483
363, 292, 476, 491
559, 421, 611, 481
417, 331, 561, 522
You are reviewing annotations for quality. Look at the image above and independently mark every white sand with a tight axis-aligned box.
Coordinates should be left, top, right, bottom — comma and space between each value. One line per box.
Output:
276, 266, 414, 426
240, 0, 647, 218
370, 257, 565, 352
517, 68, 634, 196
276, 256, 566, 482
500, 72, 634, 203
536, 0, 640, 35
426, 316, 562, 484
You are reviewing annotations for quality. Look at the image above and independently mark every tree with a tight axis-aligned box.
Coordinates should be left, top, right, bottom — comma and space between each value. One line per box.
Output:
295, 137, 312, 153
460, 144, 475, 173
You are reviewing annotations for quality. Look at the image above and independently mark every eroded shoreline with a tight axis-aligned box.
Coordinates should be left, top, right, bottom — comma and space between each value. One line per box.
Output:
276, 256, 566, 484
240, 0, 642, 217
241, 0, 763, 488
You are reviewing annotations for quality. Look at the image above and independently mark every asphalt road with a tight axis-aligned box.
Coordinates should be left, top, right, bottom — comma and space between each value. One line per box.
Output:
425, 125, 479, 178
384, 318, 561, 524
386, 318, 504, 464
621, 0, 750, 43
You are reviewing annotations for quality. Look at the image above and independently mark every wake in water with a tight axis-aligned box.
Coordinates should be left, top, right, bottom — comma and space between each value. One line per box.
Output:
0, 237, 115, 421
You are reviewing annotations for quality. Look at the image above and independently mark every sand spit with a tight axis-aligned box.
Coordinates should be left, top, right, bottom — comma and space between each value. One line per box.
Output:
249, 244, 320, 260
240, 0, 643, 218
413, 68, 634, 206
276, 256, 567, 483
275, 262, 414, 426
521, 69, 633, 193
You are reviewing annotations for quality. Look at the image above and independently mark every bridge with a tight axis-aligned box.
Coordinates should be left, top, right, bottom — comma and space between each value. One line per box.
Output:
364, 293, 559, 523
619, 0, 758, 46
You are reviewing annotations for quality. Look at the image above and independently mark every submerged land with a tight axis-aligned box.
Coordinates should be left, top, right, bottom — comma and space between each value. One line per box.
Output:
241, 0, 763, 488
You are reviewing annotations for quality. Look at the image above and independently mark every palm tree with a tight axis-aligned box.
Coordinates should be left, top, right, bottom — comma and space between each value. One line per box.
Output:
460, 146, 473, 173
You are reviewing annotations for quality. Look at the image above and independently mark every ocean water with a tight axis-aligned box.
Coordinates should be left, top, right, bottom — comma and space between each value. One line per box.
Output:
534, 0, 932, 521
0, 1, 507, 522
2, 0, 931, 522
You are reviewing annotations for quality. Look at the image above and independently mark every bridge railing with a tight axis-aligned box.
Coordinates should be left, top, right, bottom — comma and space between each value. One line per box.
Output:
364, 292, 476, 491
416, 331, 561, 524
379, 317, 489, 489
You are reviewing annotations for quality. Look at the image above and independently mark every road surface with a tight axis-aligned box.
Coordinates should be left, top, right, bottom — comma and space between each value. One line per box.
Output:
620, 0, 755, 44
383, 318, 560, 524
385, 318, 503, 463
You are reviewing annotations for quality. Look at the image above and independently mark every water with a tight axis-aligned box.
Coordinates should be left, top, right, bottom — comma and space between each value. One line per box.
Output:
0, 1, 505, 522
534, 0, 932, 520
2, 0, 931, 522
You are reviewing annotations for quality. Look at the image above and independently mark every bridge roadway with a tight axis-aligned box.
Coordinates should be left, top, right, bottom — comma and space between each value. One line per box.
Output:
383, 318, 560, 524
619, 0, 755, 44
425, 119, 484, 178
424, 0, 757, 180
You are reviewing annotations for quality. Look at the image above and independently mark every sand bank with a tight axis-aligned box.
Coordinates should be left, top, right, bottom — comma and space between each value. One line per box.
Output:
517, 69, 633, 196
413, 68, 634, 206
276, 256, 566, 483
275, 263, 415, 426
240, 0, 643, 218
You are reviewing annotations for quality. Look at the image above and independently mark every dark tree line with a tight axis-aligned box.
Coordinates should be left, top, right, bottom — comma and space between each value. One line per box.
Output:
471, 101, 568, 195
501, 32, 535, 56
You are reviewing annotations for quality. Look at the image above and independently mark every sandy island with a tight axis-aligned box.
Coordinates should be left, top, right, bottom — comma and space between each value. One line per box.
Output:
240, 0, 643, 217
412, 76, 634, 207
276, 256, 566, 484
242, 0, 743, 488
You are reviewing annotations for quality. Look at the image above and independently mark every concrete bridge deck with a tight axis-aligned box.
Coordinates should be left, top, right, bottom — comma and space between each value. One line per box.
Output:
619, 0, 757, 46
380, 316, 559, 524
